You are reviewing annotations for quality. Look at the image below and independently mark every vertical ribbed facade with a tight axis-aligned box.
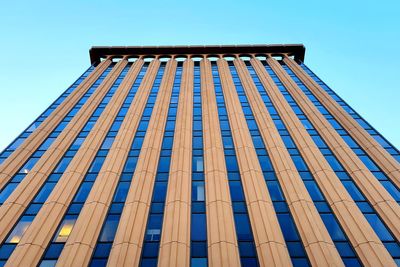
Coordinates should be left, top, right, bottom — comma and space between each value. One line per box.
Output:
0, 45, 399, 267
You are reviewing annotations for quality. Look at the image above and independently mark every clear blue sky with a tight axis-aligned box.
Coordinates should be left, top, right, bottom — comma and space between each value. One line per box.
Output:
0, 0, 399, 150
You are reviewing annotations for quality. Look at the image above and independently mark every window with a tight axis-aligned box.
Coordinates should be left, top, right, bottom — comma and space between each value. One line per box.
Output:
123, 157, 138, 173
152, 182, 167, 202
53, 157, 73, 173
325, 155, 344, 171
101, 137, 114, 150
88, 157, 106, 173
342, 182, 365, 201
304, 181, 325, 201
74, 182, 93, 202
191, 214, 207, 241
267, 181, 285, 201
99, 215, 121, 242
145, 215, 162, 241
34, 183, 56, 203
192, 157, 204, 172
19, 157, 40, 173
0, 183, 18, 203
277, 214, 299, 241
6, 216, 34, 243
291, 156, 308, 171
113, 182, 130, 202
258, 155, 273, 172
359, 156, 380, 171
365, 214, 393, 241
53, 215, 76, 242
70, 137, 85, 150
229, 181, 245, 202
234, 214, 253, 240
192, 182, 205, 201
320, 214, 346, 241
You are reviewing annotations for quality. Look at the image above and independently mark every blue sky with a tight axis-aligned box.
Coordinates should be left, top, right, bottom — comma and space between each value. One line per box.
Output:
0, 0, 399, 150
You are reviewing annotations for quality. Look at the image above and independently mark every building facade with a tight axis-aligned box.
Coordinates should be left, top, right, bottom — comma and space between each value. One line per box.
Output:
0, 45, 399, 267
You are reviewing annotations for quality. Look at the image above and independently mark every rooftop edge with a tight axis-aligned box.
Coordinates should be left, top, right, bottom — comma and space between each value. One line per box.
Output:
89, 44, 306, 64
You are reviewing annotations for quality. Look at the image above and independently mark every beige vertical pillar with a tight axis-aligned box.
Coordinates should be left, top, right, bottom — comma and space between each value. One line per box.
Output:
283, 56, 400, 187
107, 59, 177, 267
201, 58, 241, 267
157, 59, 193, 267
4, 57, 144, 267
0, 57, 112, 190
265, 56, 400, 240
234, 58, 344, 266
216, 58, 292, 267
55, 59, 161, 267
252, 57, 396, 267
0, 58, 128, 245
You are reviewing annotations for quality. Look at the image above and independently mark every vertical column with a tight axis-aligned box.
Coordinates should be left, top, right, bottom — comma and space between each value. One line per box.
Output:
0, 58, 128, 244
216, 58, 292, 267
107, 59, 177, 267
157, 58, 193, 267
266, 56, 400, 240
234, 58, 344, 266
283, 56, 400, 187
55, 59, 161, 266
200, 58, 241, 267
3, 57, 143, 266
0, 57, 112, 189
252, 57, 396, 267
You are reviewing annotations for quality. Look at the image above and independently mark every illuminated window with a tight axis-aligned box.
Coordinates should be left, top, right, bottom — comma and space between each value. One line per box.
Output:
53, 215, 76, 243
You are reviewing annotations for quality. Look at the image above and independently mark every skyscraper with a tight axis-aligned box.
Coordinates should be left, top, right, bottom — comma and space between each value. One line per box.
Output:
0, 45, 399, 267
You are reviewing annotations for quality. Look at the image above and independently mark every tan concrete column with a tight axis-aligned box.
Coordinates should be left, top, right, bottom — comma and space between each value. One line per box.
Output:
0, 58, 128, 245
201, 59, 241, 267
252, 57, 396, 267
216, 59, 292, 267
4, 57, 144, 267
157, 59, 193, 267
234, 58, 344, 266
0, 57, 112, 190
107, 59, 177, 267
265, 57, 400, 240
55, 59, 161, 267
283, 56, 400, 187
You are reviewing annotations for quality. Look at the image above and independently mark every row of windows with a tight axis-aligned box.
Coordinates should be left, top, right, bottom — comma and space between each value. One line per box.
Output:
190, 63, 207, 267
139, 63, 182, 267
89, 63, 163, 266
213, 63, 259, 266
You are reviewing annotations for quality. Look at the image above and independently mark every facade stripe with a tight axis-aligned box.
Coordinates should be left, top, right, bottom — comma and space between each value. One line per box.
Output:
107, 59, 177, 266
200, 59, 241, 267
252, 57, 396, 267
283, 56, 400, 187
234, 58, 344, 266
0, 58, 128, 245
216, 59, 292, 266
157, 59, 193, 267
0, 57, 112, 189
